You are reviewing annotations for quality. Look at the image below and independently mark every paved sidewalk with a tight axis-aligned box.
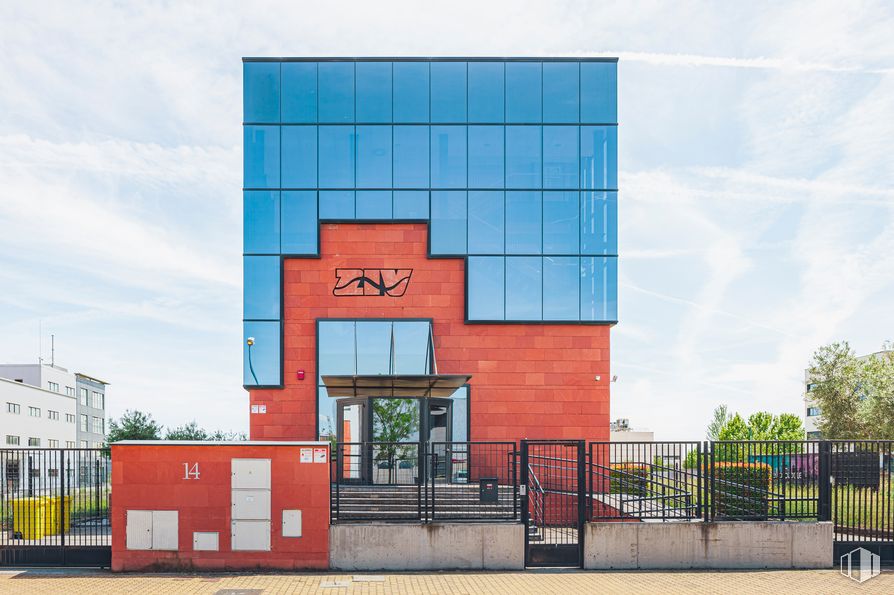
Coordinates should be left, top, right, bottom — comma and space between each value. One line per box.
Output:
1, 568, 892, 594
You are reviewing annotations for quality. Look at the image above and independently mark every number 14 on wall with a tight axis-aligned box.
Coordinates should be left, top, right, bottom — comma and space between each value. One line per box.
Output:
183, 463, 200, 480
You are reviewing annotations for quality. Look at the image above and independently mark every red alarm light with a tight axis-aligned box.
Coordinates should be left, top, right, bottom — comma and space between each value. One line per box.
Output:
297, 369, 305, 380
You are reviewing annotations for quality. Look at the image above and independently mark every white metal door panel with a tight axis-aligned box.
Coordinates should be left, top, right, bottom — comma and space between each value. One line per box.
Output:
125, 510, 152, 550
192, 531, 219, 551
231, 489, 271, 520
231, 458, 271, 489
282, 509, 302, 537
231, 520, 271, 551
151, 510, 179, 551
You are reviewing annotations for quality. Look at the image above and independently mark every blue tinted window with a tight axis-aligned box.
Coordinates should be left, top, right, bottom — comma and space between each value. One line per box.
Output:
468, 256, 504, 320
506, 62, 542, 123
394, 62, 429, 122
468, 62, 504, 122
581, 191, 618, 255
468, 126, 504, 189
356, 125, 392, 187
393, 191, 429, 219
244, 255, 280, 320
580, 62, 617, 123
393, 126, 430, 188
356, 191, 392, 219
318, 126, 355, 188
393, 321, 433, 374
430, 191, 467, 254
581, 256, 618, 321
506, 256, 542, 320
319, 190, 354, 219
581, 126, 618, 190
506, 126, 541, 188
543, 62, 579, 123
244, 191, 280, 254
543, 256, 579, 320
543, 191, 579, 254
543, 126, 578, 189
431, 62, 467, 122
244, 126, 280, 188
281, 126, 317, 187
356, 62, 392, 122
281, 62, 317, 123
318, 62, 354, 123
244, 62, 280, 123
431, 126, 467, 188
281, 191, 317, 253
356, 321, 392, 374
243, 321, 280, 386
468, 191, 504, 254
506, 191, 542, 254
318, 320, 355, 379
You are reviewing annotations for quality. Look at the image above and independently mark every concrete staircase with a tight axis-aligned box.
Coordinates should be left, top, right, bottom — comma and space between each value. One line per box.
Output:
331, 483, 518, 522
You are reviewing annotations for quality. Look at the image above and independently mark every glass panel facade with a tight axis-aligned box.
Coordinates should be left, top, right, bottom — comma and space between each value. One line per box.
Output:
243, 59, 618, 382
243, 256, 280, 320
243, 321, 280, 386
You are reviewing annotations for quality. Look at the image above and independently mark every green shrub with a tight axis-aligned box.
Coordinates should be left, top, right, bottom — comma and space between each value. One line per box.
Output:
713, 462, 771, 519
610, 463, 649, 496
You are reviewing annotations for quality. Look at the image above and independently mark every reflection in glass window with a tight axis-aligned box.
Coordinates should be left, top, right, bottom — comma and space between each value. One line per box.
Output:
431, 126, 467, 188
543, 62, 579, 123
244, 62, 279, 123
394, 62, 430, 122
431, 62, 467, 122
468, 62, 504, 122
543, 257, 579, 320
281, 126, 317, 187
506, 191, 542, 254
243, 321, 280, 386
581, 256, 618, 321
243, 255, 280, 320
393, 191, 429, 219
506, 62, 542, 123
281, 62, 317, 123
244, 191, 280, 254
318, 62, 354, 123
281, 191, 317, 253
581, 62, 617, 123
507, 257, 542, 320
357, 321, 393, 374
430, 191, 467, 254
356, 62, 392, 122
506, 126, 542, 188
356, 126, 392, 188
318, 126, 355, 188
317, 321, 355, 380
393, 322, 432, 374
468, 257, 504, 321
543, 126, 579, 189
449, 387, 469, 442
244, 126, 279, 188
356, 191, 392, 219
319, 190, 354, 220
581, 191, 618, 255
468, 191, 504, 254
581, 126, 618, 190
543, 191, 579, 254
394, 126, 430, 188
468, 126, 504, 188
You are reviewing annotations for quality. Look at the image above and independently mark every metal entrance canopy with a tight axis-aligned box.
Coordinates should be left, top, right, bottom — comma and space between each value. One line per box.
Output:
321, 374, 471, 398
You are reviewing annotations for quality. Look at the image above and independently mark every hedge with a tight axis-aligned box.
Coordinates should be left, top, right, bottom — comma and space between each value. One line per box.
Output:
713, 462, 771, 519
610, 463, 649, 496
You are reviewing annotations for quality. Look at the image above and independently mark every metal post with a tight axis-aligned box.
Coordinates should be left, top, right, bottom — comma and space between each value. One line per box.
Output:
709, 441, 716, 521
520, 440, 529, 559
59, 449, 66, 563
577, 440, 586, 568
818, 440, 832, 522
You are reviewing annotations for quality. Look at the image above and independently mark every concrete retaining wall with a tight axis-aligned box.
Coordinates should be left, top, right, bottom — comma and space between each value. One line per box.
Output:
585, 522, 833, 569
330, 523, 525, 570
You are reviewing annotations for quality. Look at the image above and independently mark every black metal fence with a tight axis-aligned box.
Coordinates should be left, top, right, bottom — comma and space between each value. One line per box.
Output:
0, 448, 111, 566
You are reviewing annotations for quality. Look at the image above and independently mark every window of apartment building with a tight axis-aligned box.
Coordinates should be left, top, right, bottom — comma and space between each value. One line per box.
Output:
807, 407, 822, 417
5, 436, 19, 446
92, 416, 102, 434
65, 413, 75, 423
6, 402, 20, 414
65, 441, 75, 448
48, 439, 59, 448
29, 406, 41, 417
92, 391, 104, 409
48, 381, 59, 392
80, 414, 88, 432
806, 383, 817, 392
28, 437, 40, 447
79, 388, 88, 406
93, 441, 103, 448
65, 386, 75, 397
48, 410, 60, 421
80, 440, 88, 448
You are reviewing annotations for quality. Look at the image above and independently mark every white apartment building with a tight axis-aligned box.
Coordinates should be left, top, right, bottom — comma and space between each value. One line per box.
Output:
0, 376, 77, 449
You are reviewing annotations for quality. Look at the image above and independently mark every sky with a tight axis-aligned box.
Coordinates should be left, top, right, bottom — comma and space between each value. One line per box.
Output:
0, 1, 892, 440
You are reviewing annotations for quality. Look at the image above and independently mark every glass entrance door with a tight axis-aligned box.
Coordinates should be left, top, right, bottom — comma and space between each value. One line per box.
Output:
336, 398, 370, 483
426, 398, 453, 480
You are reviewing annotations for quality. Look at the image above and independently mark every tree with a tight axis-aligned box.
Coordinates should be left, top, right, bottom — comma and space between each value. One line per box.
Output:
706, 404, 731, 440
860, 348, 894, 439
165, 421, 209, 440
717, 413, 749, 440
107, 410, 163, 442
769, 413, 805, 440
806, 342, 865, 438
372, 399, 419, 481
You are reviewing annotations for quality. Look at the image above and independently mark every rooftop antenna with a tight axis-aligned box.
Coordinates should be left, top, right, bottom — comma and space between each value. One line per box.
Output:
38, 320, 43, 365
51, 334, 55, 367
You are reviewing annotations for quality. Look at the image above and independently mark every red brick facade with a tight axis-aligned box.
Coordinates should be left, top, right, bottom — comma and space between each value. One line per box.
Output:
249, 223, 611, 443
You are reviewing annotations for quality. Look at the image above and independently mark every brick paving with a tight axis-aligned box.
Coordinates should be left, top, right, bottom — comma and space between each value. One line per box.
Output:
1, 568, 893, 595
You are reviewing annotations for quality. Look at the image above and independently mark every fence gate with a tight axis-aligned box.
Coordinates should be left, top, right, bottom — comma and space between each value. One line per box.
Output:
521, 440, 585, 567
1, 449, 111, 567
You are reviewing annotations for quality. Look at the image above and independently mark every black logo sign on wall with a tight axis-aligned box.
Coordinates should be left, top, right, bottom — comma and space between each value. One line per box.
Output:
333, 268, 413, 297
